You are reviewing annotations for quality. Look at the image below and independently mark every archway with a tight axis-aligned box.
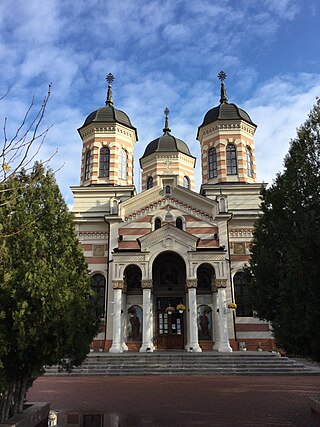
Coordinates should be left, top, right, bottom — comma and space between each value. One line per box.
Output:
152, 251, 186, 350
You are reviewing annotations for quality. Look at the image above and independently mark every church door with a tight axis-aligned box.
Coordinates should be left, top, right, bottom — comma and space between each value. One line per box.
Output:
153, 252, 186, 350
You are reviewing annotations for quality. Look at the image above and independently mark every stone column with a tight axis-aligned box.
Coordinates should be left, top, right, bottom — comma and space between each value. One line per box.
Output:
109, 280, 124, 353
140, 280, 154, 352
212, 285, 221, 351
186, 279, 202, 352
215, 279, 232, 352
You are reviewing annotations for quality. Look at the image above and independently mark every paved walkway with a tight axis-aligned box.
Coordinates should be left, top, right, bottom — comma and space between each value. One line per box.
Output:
27, 375, 320, 426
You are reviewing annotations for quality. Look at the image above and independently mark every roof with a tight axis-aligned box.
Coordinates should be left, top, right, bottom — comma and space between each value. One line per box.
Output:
141, 131, 193, 159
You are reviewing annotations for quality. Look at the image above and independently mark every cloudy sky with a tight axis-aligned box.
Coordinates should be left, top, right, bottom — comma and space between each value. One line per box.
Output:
1, 0, 319, 205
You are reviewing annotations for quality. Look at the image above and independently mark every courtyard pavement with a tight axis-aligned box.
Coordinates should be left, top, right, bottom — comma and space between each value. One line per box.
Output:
27, 375, 320, 426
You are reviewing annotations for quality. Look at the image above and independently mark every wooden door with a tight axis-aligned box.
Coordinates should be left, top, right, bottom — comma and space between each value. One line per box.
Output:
156, 297, 184, 349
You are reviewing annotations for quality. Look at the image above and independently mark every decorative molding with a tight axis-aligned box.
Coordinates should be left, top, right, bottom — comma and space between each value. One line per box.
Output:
190, 253, 225, 261
112, 280, 124, 290
113, 254, 146, 262
233, 242, 246, 255
93, 244, 105, 256
79, 232, 108, 241
229, 229, 253, 238
186, 279, 197, 289
141, 280, 153, 289
215, 279, 227, 289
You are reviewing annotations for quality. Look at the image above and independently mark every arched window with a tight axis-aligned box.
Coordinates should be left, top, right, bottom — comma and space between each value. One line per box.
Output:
91, 273, 106, 317
176, 217, 183, 229
197, 263, 215, 292
84, 150, 91, 181
119, 149, 127, 180
246, 146, 253, 177
99, 146, 110, 177
183, 176, 190, 189
146, 176, 153, 189
125, 265, 142, 294
208, 147, 217, 178
234, 272, 253, 317
155, 218, 161, 230
165, 185, 171, 194
226, 144, 237, 175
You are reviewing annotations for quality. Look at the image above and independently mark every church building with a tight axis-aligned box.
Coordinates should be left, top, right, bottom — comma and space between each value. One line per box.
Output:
71, 72, 274, 353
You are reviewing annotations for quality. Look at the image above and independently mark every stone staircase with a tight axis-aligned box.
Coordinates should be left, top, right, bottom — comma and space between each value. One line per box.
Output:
45, 352, 320, 376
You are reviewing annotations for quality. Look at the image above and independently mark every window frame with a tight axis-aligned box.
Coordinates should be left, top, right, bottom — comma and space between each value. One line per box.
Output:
226, 144, 237, 175
99, 146, 110, 178
246, 146, 253, 177
118, 148, 127, 180
208, 147, 218, 178
84, 149, 91, 181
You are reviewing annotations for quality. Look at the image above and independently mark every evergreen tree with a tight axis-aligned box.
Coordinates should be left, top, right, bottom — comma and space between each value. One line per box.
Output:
0, 163, 99, 421
247, 99, 320, 361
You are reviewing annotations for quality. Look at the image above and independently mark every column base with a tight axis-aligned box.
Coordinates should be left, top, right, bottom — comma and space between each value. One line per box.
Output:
109, 343, 124, 353
139, 344, 154, 353
186, 343, 202, 352
122, 342, 128, 351
213, 342, 233, 352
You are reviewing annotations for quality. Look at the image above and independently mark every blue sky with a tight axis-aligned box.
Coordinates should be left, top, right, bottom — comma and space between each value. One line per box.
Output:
1, 0, 319, 205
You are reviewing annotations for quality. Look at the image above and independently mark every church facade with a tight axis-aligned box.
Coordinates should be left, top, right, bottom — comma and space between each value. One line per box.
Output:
71, 72, 274, 353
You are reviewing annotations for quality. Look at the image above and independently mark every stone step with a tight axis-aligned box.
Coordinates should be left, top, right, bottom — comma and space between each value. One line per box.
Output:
45, 352, 320, 376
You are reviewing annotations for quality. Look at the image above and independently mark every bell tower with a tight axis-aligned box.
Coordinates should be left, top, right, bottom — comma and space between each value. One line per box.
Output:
78, 73, 138, 187
197, 71, 257, 186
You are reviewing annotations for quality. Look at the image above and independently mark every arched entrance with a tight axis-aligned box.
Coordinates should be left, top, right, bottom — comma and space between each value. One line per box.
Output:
153, 251, 186, 350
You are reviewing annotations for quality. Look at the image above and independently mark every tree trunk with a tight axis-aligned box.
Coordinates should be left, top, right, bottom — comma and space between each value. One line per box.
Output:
18, 377, 29, 413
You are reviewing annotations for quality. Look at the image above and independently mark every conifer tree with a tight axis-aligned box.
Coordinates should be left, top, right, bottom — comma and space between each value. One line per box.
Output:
0, 163, 99, 421
247, 99, 320, 361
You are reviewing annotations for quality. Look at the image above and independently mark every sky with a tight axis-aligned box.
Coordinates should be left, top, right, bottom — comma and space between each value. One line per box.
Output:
1, 0, 319, 206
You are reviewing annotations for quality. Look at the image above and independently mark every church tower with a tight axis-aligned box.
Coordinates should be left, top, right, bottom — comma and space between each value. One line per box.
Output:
197, 71, 257, 186
78, 73, 138, 187
140, 108, 196, 191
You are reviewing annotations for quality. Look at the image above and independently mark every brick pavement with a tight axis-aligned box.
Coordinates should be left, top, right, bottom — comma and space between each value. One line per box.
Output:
28, 376, 320, 426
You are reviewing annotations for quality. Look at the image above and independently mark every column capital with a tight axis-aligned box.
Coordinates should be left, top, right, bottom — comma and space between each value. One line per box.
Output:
112, 280, 125, 290
215, 278, 227, 289
186, 279, 197, 289
141, 279, 153, 289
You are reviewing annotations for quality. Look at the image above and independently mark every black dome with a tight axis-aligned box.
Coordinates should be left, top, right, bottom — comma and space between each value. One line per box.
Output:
197, 102, 256, 139
80, 105, 137, 138
141, 131, 193, 159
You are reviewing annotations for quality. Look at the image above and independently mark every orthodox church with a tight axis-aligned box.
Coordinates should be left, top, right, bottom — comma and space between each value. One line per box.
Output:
71, 72, 273, 353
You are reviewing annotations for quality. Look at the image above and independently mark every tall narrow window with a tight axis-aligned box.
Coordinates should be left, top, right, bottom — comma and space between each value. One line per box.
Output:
208, 147, 217, 178
119, 149, 127, 180
84, 150, 91, 181
91, 273, 106, 317
99, 146, 110, 177
155, 218, 161, 230
176, 217, 183, 229
183, 176, 190, 189
234, 272, 253, 317
146, 176, 153, 189
246, 146, 253, 177
226, 144, 237, 175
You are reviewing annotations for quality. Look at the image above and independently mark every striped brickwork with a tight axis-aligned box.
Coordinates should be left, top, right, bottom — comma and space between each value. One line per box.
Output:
141, 152, 195, 192
198, 121, 256, 185
79, 123, 137, 186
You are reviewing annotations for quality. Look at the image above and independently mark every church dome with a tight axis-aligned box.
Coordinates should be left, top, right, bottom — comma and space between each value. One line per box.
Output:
79, 73, 138, 139
141, 108, 193, 160
197, 71, 256, 138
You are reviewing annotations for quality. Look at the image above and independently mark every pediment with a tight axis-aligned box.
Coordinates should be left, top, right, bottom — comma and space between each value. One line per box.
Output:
138, 223, 198, 252
121, 185, 219, 225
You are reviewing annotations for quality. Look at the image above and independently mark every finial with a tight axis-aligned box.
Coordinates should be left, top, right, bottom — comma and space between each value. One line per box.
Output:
163, 107, 171, 133
218, 70, 228, 104
105, 73, 114, 106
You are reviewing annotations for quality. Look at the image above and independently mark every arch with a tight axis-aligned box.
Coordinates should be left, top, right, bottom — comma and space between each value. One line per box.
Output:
234, 272, 253, 317
152, 251, 186, 294
127, 305, 142, 341
208, 147, 217, 178
197, 304, 212, 340
146, 176, 153, 189
165, 185, 171, 194
84, 149, 91, 181
226, 143, 237, 175
175, 217, 183, 230
124, 264, 142, 294
183, 176, 190, 189
91, 273, 106, 317
246, 146, 253, 177
119, 148, 127, 180
99, 146, 110, 177
197, 263, 215, 292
